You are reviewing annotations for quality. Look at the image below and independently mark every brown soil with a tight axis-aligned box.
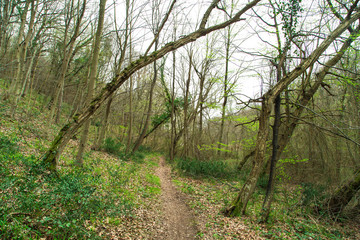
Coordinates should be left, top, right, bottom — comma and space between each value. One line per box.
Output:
155, 156, 198, 240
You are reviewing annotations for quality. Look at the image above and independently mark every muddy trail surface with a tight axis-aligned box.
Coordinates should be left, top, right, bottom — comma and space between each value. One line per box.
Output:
155, 156, 198, 240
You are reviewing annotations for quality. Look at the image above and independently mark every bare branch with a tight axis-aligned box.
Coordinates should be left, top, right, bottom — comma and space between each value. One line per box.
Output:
144, 0, 177, 56
199, 0, 221, 29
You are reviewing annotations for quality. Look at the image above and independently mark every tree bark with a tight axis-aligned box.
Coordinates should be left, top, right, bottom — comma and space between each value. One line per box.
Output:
218, 24, 231, 157
75, 0, 106, 165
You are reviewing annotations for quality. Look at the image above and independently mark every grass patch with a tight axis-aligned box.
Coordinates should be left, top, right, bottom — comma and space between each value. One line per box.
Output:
145, 173, 161, 187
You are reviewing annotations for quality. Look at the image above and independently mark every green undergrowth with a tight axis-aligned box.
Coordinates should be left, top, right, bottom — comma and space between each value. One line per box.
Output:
102, 137, 152, 163
0, 80, 163, 239
171, 172, 358, 239
174, 157, 239, 179
0, 127, 161, 240
0, 133, 130, 239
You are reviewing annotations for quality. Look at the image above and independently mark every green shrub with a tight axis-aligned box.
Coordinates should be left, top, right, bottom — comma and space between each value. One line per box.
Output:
301, 183, 326, 206
175, 158, 235, 178
130, 151, 145, 163
137, 145, 152, 153
256, 173, 269, 189
103, 137, 124, 155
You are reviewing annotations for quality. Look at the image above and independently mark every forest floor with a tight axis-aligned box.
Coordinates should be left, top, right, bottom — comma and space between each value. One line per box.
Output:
1, 93, 360, 239
155, 156, 198, 239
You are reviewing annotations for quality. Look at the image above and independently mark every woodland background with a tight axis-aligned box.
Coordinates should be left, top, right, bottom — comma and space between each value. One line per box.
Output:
1, 0, 360, 239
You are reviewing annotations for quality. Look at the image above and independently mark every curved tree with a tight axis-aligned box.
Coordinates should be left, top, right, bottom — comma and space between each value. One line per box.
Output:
41, 0, 261, 170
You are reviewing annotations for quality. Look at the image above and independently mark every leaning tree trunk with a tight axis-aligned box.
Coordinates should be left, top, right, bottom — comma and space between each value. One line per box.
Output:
39, 0, 282, 170
237, 150, 255, 171
321, 168, 360, 216
275, 24, 360, 172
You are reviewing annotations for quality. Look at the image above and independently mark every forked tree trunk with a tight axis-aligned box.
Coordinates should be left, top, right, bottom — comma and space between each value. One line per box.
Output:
224, 13, 360, 216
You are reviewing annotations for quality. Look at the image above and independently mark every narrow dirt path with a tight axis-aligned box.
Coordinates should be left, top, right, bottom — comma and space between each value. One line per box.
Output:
155, 156, 198, 240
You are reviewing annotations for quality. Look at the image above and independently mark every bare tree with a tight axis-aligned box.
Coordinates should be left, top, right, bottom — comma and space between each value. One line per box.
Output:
41, 0, 261, 170
50, 0, 88, 124
224, 7, 360, 217
132, 0, 176, 153
75, 0, 107, 165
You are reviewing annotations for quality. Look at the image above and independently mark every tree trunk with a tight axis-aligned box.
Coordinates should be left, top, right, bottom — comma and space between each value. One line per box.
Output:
182, 51, 192, 157
224, 98, 272, 216
39, 0, 276, 170
50, 0, 87, 124
170, 36, 176, 162
224, 13, 360, 216
237, 150, 255, 171
126, 35, 133, 154
218, 24, 231, 157
76, 0, 106, 165
260, 94, 281, 222
8, 0, 30, 99
132, 39, 159, 153
93, 93, 113, 150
